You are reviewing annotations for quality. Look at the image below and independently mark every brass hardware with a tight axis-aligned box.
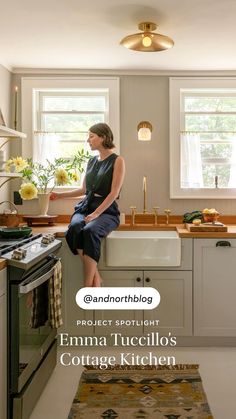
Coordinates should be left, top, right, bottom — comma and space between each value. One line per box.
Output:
143, 176, 147, 213
164, 209, 171, 225
153, 206, 160, 225
137, 122, 152, 141
120, 22, 174, 52
130, 206, 137, 226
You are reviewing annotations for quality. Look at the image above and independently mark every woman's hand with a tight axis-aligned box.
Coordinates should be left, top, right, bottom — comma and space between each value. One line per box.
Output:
84, 211, 100, 224
50, 192, 60, 200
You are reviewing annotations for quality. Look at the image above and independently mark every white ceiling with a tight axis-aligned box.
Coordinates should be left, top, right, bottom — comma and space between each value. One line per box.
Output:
1, 0, 236, 72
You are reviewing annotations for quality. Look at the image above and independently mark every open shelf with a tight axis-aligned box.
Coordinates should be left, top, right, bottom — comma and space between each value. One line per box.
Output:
0, 172, 22, 178
0, 125, 26, 138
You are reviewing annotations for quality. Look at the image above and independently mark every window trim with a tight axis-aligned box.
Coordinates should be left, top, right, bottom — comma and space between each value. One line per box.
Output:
169, 77, 236, 199
21, 76, 120, 165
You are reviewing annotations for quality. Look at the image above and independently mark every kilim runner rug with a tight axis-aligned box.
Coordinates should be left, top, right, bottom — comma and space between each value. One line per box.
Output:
67, 364, 213, 418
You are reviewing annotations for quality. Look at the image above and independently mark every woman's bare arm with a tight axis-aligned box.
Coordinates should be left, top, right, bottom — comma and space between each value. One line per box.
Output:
50, 178, 86, 200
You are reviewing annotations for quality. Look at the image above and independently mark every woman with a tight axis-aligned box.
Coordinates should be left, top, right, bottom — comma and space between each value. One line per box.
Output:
50, 123, 125, 287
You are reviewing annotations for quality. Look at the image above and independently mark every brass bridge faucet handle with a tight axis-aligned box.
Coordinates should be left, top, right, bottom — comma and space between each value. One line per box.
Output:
130, 206, 137, 226
153, 206, 160, 225
164, 209, 171, 225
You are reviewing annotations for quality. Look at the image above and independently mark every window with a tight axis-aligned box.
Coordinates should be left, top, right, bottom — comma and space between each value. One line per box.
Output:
170, 77, 236, 198
22, 77, 120, 188
34, 90, 108, 163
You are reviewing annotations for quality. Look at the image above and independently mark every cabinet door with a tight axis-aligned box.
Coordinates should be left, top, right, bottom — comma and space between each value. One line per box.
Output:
194, 238, 236, 336
144, 271, 192, 336
94, 271, 143, 335
0, 268, 7, 419
58, 239, 94, 335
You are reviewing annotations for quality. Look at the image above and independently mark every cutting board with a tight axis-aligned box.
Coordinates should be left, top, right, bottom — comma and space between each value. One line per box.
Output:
186, 223, 228, 232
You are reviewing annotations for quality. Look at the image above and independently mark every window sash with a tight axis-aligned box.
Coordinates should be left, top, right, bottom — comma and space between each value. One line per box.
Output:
22, 77, 120, 192
169, 77, 236, 198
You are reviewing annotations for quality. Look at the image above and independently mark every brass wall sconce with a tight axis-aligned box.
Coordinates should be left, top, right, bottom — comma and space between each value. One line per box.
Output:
137, 121, 153, 141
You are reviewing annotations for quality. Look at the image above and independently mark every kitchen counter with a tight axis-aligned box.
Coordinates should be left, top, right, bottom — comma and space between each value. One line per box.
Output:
0, 259, 7, 270
177, 225, 236, 238
31, 222, 236, 238
1, 222, 236, 271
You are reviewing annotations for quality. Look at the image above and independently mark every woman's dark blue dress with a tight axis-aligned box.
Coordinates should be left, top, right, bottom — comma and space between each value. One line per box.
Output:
65, 153, 120, 262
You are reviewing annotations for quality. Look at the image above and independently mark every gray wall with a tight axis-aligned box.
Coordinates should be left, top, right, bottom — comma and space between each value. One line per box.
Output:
11, 72, 236, 216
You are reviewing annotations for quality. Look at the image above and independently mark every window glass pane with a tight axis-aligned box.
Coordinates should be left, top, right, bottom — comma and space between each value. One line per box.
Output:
43, 96, 106, 111
184, 96, 236, 112
202, 164, 231, 188
42, 113, 104, 132
185, 114, 236, 131
56, 133, 89, 158
200, 141, 232, 159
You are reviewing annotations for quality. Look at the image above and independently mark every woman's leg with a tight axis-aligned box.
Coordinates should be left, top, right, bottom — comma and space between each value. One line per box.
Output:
78, 250, 102, 287
82, 213, 119, 287
83, 254, 99, 287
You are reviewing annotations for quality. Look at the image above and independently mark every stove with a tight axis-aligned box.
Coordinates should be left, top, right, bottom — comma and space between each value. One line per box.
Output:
0, 233, 62, 269
4, 233, 62, 419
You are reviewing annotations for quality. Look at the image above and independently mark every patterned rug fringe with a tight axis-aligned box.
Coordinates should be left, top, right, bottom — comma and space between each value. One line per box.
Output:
84, 363, 199, 371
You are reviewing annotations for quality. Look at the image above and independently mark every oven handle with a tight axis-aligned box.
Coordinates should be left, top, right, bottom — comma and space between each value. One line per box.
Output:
19, 258, 61, 294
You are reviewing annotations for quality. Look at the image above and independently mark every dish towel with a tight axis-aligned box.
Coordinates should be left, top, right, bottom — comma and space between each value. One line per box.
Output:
30, 283, 49, 328
49, 259, 63, 328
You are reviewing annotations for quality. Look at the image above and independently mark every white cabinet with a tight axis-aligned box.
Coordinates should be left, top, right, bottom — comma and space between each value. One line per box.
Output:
61, 236, 193, 337
144, 271, 192, 336
94, 271, 143, 336
0, 267, 7, 419
58, 239, 94, 335
97, 270, 192, 337
194, 238, 236, 336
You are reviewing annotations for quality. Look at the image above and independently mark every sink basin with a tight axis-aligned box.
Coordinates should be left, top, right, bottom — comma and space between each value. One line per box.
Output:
106, 230, 181, 267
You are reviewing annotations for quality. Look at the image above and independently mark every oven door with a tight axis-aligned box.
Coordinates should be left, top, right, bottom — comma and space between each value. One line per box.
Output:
9, 256, 59, 394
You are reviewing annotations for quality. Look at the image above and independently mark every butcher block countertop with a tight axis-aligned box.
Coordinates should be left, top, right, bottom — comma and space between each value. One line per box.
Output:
177, 225, 236, 238
30, 222, 236, 238
0, 259, 7, 270
2, 223, 236, 271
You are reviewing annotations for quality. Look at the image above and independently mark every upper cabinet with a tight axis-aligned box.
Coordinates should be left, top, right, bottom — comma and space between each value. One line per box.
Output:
0, 125, 26, 138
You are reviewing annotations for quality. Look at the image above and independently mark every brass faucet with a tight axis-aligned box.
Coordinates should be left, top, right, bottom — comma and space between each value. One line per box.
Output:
164, 209, 171, 225
153, 206, 160, 225
130, 177, 161, 225
130, 206, 137, 226
143, 176, 147, 213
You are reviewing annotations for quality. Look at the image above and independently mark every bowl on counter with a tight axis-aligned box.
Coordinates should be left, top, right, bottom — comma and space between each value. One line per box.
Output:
202, 213, 220, 223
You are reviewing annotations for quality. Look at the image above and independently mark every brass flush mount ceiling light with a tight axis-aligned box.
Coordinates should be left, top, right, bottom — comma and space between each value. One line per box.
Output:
120, 22, 174, 52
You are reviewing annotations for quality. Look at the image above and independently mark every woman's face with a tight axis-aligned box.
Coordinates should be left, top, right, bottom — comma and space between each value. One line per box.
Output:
87, 131, 103, 150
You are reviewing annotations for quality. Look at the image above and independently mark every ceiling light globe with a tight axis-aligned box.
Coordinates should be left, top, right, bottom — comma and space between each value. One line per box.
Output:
142, 36, 152, 48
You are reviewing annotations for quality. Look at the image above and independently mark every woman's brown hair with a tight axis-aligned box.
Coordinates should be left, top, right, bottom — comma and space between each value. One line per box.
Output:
89, 123, 115, 149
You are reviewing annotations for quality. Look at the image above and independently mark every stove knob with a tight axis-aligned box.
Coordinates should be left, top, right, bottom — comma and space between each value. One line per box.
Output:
41, 236, 50, 245
12, 248, 27, 260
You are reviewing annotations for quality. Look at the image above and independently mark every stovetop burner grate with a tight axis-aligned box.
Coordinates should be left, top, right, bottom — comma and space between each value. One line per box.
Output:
0, 233, 42, 256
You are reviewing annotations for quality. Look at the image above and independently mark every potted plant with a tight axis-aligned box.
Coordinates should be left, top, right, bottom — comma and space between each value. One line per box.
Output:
5, 150, 90, 215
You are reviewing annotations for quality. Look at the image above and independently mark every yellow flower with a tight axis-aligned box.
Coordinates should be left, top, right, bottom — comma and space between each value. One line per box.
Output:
12, 156, 28, 172
71, 171, 80, 182
4, 159, 13, 173
19, 183, 38, 200
55, 168, 69, 185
